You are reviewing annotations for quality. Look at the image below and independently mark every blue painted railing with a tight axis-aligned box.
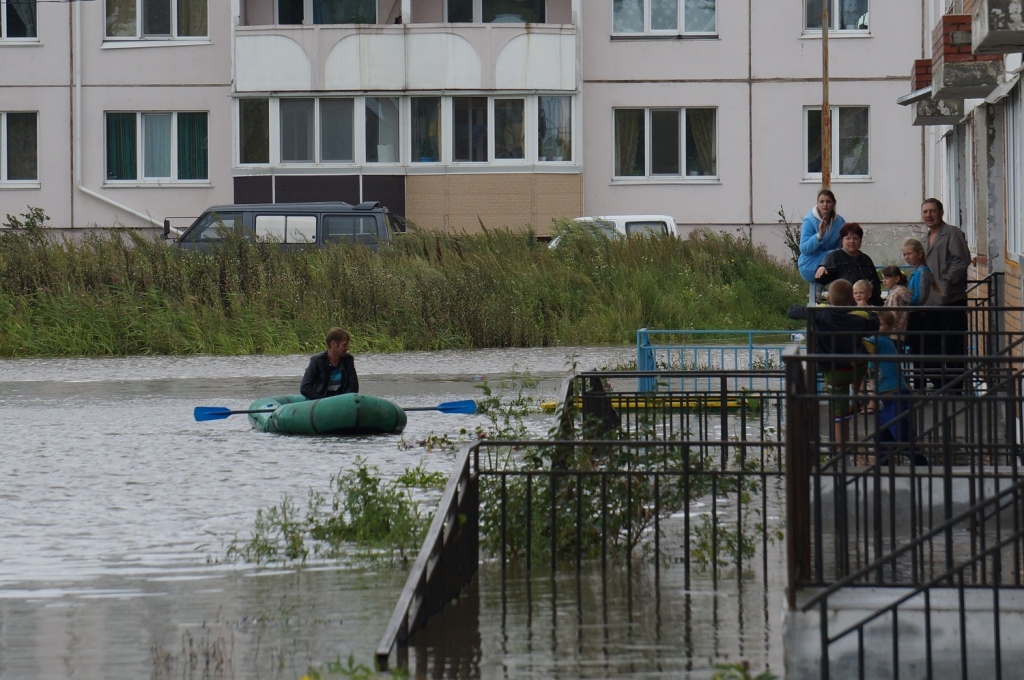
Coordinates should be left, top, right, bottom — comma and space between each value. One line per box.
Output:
636, 328, 800, 392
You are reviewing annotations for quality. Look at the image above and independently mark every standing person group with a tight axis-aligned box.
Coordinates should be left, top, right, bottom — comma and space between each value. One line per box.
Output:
797, 194, 970, 393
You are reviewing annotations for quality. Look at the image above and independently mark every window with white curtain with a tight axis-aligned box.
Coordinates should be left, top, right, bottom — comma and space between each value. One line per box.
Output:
105, 0, 207, 39
1, 111, 37, 182
805, 0, 868, 31
613, 0, 716, 35
1, 0, 37, 39
105, 111, 208, 182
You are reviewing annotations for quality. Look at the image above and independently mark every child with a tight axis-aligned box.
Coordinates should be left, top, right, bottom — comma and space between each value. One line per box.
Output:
868, 311, 926, 466
788, 279, 879, 445
902, 238, 942, 390
881, 265, 911, 342
852, 279, 873, 307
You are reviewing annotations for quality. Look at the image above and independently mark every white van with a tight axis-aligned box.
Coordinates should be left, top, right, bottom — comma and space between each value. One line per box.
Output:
549, 215, 678, 247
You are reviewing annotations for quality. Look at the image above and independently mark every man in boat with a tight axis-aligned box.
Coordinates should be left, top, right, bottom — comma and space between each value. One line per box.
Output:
300, 327, 359, 400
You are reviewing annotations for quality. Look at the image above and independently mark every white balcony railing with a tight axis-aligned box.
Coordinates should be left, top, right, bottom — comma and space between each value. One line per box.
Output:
234, 23, 578, 93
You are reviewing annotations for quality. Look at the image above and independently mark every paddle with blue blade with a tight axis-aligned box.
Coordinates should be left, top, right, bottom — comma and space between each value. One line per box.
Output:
194, 399, 476, 422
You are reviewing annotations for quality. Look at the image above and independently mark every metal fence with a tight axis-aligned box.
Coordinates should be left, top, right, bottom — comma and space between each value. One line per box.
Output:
377, 370, 787, 671
784, 304, 1024, 678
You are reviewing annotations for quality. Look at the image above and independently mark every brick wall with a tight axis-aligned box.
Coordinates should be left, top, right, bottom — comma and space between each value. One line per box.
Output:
932, 14, 1002, 66
406, 173, 583, 235
912, 59, 932, 90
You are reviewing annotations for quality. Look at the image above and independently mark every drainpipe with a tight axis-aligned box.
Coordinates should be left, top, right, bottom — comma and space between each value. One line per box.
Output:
73, 0, 162, 228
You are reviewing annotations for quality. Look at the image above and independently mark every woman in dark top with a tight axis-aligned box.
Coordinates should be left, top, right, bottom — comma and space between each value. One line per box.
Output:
813, 222, 882, 306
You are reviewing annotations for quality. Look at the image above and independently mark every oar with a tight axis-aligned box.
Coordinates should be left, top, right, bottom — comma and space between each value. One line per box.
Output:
194, 399, 477, 422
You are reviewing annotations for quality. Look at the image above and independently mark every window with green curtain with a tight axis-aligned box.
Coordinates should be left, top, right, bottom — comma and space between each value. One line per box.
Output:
106, 112, 137, 180
6, 113, 38, 181
177, 0, 208, 36
313, 0, 376, 24
614, 109, 644, 176
178, 112, 208, 180
239, 99, 269, 164
106, 0, 137, 37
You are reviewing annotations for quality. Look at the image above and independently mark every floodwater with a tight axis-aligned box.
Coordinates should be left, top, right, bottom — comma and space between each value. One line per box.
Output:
0, 347, 785, 679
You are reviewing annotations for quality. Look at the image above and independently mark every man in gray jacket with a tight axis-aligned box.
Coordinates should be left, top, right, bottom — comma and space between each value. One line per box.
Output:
922, 198, 971, 390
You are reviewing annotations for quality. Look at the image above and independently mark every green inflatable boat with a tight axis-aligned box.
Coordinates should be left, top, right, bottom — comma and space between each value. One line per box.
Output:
247, 394, 407, 436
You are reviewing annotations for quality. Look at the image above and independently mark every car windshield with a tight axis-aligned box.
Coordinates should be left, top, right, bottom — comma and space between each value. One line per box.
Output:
185, 212, 244, 241
625, 221, 668, 237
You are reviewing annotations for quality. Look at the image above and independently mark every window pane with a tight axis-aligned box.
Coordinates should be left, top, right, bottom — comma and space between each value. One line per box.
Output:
178, 112, 208, 180
188, 211, 243, 241
806, 108, 822, 174
614, 109, 645, 176
239, 99, 269, 164
838, 0, 867, 29
281, 99, 314, 163
613, 0, 643, 33
453, 97, 487, 162
838, 106, 869, 175
143, 113, 172, 178
365, 97, 400, 163
494, 99, 524, 160
106, 113, 137, 181
650, 110, 680, 175
321, 98, 354, 162
684, 0, 716, 32
324, 214, 380, 244
651, 0, 677, 31
447, 0, 472, 22
6, 113, 37, 180
483, 0, 544, 23
143, 0, 171, 35
314, 0, 376, 24
685, 108, 716, 176
805, 0, 825, 30
106, 0, 137, 37
411, 97, 441, 163
278, 0, 303, 24
177, 0, 208, 36
6, 0, 37, 38
255, 215, 286, 241
538, 96, 571, 162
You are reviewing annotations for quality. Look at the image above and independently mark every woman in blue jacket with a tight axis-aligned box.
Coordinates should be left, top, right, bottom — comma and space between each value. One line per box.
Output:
797, 189, 845, 302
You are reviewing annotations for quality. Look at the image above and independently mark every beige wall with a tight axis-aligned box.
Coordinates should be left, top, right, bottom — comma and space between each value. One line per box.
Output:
406, 173, 582, 234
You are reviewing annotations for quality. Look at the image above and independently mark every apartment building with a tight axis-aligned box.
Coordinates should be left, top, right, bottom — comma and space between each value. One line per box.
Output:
1, 0, 924, 247
582, 1, 925, 255
906, 0, 1024, 335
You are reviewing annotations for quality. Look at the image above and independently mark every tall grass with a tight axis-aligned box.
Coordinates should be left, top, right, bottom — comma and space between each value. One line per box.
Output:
0, 223, 805, 356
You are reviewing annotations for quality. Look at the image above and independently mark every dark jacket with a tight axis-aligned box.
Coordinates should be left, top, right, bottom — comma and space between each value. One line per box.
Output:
815, 249, 883, 306
300, 351, 358, 400
788, 305, 880, 371
924, 222, 971, 304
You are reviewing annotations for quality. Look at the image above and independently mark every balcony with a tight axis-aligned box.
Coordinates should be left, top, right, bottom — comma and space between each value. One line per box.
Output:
911, 97, 964, 126
973, 0, 1024, 54
233, 22, 578, 93
932, 14, 1001, 99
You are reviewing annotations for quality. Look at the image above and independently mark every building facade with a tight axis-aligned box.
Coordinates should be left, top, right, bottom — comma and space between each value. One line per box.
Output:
1, 0, 925, 250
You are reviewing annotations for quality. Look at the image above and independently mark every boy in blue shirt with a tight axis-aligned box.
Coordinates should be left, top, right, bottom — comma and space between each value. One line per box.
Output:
868, 311, 926, 466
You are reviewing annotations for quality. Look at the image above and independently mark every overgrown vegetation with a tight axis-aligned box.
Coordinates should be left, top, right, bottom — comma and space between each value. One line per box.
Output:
0, 216, 804, 356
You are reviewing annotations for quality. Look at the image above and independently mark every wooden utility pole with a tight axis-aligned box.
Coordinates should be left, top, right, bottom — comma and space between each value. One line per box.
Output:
821, 1, 831, 189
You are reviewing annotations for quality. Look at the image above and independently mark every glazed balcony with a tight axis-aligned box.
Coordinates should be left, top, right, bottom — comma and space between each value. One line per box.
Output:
973, 0, 1024, 54
233, 13, 578, 93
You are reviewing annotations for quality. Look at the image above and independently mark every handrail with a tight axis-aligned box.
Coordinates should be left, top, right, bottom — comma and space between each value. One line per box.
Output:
799, 476, 1024, 611
376, 443, 477, 671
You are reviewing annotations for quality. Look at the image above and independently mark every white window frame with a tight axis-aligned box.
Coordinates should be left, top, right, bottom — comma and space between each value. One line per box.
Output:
945, 129, 961, 235
611, 0, 717, 37
1006, 85, 1023, 258
803, 105, 870, 180
1, 0, 39, 41
964, 119, 976, 250
611, 106, 719, 181
0, 111, 39, 185
803, 0, 869, 33
444, 0, 546, 24
104, 111, 209, 185
104, 0, 209, 41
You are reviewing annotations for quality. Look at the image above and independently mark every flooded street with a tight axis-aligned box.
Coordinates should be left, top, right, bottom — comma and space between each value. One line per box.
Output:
0, 346, 785, 679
